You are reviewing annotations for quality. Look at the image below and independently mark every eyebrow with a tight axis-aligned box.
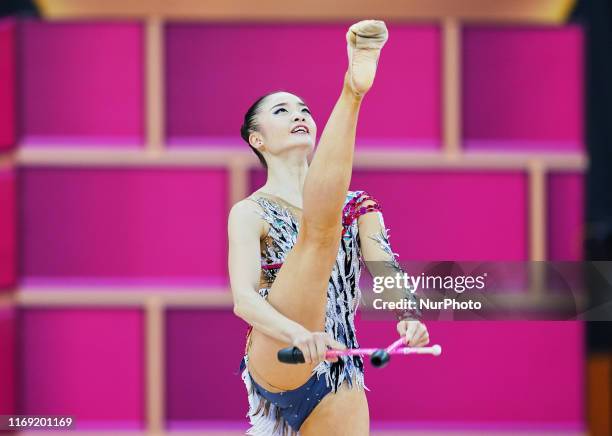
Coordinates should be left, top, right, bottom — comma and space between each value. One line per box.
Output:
270, 102, 307, 110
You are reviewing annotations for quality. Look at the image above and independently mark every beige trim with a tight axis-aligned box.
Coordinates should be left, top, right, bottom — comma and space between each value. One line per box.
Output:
228, 155, 250, 207
527, 160, 547, 300
15, 147, 250, 167
145, 296, 164, 434
145, 17, 165, 153
15, 147, 587, 171
442, 18, 461, 157
16, 288, 587, 312
0, 291, 16, 308
15, 289, 233, 307
37, 0, 576, 23
528, 160, 547, 262
0, 152, 15, 169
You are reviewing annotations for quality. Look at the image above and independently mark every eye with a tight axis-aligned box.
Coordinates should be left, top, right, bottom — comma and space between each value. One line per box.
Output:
302, 108, 312, 115
273, 107, 288, 115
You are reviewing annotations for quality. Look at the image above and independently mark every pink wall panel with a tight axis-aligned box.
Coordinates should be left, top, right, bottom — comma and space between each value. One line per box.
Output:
0, 168, 16, 289
165, 309, 249, 423
18, 308, 144, 428
0, 306, 16, 414
350, 170, 528, 261
166, 24, 440, 148
547, 173, 584, 261
357, 318, 584, 427
20, 168, 228, 286
462, 26, 583, 151
252, 169, 528, 261
0, 20, 16, 149
20, 21, 144, 145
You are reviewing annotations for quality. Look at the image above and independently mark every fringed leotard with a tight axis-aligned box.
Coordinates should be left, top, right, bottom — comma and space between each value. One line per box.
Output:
240, 190, 382, 435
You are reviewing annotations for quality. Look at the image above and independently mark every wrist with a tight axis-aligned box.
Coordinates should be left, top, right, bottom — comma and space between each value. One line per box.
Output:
284, 322, 309, 344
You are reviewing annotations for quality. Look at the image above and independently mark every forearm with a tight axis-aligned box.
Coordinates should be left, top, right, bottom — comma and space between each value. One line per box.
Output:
375, 262, 422, 321
233, 289, 306, 343
357, 202, 422, 321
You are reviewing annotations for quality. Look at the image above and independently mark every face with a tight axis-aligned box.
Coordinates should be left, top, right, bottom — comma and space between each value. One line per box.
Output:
250, 92, 317, 158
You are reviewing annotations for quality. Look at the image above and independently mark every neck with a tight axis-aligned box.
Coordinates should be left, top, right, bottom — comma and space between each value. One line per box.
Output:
261, 152, 309, 207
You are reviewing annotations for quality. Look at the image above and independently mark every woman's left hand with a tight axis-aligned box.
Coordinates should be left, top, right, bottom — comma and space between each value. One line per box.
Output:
396, 320, 429, 347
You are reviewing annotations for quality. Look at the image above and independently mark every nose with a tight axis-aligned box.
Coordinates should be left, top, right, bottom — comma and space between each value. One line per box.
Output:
293, 112, 306, 122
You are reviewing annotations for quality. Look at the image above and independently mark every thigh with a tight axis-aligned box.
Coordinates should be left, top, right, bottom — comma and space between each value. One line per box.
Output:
248, 224, 343, 390
266, 222, 343, 332
300, 382, 370, 436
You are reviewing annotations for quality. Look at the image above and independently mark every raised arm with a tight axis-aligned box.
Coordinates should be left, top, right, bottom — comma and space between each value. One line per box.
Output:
228, 200, 308, 343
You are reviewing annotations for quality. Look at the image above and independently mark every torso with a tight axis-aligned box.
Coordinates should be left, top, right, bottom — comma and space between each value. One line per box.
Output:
245, 190, 370, 392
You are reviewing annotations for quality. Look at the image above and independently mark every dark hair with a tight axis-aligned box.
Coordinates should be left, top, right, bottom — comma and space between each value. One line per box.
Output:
241, 91, 307, 169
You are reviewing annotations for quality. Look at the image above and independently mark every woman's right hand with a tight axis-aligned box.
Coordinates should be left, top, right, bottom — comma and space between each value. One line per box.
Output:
290, 328, 347, 364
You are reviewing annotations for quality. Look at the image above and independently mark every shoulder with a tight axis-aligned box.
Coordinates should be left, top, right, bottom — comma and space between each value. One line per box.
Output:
229, 197, 263, 219
228, 198, 265, 235
343, 190, 383, 228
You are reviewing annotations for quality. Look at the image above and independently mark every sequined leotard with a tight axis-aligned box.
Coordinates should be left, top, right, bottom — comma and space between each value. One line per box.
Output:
240, 190, 382, 435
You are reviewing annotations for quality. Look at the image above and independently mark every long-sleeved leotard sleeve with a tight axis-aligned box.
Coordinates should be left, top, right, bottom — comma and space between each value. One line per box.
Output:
344, 191, 422, 321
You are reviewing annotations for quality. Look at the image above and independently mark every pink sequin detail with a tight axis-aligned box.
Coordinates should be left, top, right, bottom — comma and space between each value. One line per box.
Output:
261, 263, 283, 270
341, 192, 382, 236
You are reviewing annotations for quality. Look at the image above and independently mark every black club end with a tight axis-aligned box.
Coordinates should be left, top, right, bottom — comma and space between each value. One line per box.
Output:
370, 349, 390, 368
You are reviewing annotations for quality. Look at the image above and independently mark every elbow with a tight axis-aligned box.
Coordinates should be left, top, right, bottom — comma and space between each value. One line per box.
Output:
233, 302, 243, 318
231, 288, 258, 321
232, 296, 249, 320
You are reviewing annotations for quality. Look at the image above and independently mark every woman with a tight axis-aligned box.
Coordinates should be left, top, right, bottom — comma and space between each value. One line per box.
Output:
228, 20, 429, 435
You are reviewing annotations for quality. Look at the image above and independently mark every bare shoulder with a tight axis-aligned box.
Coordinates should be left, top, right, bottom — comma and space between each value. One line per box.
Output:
228, 198, 265, 237
229, 198, 263, 224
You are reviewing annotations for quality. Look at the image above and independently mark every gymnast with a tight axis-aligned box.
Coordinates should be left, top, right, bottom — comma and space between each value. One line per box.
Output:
228, 20, 429, 435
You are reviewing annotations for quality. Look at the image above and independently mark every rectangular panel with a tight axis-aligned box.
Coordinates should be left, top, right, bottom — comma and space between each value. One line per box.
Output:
547, 173, 584, 261
0, 19, 16, 149
20, 21, 144, 146
0, 168, 16, 289
357, 318, 584, 426
462, 26, 583, 151
166, 24, 441, 148
0, 306, 16, 414
20, 167, 228, 285
349, 170, 528, 261
165, 309, 249, 423
18, 308, 144, 428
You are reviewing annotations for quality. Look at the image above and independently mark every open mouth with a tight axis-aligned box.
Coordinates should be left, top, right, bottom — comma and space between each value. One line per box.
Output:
291, 125, 310, 134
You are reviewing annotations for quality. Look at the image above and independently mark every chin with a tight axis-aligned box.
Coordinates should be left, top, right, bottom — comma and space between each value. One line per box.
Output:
288, 136, 314, 150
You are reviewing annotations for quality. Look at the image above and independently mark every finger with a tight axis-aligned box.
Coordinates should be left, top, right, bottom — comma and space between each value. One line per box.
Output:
396, 321, 408, 337
301, 342, 314, 364
314, 338, 327, 363
414, 325, 429, 347
413, 330, 429, 347
415, 336, 429, 347
324, 336, 347, 350
322, 337, 343, 362
405, 322, 418, 345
